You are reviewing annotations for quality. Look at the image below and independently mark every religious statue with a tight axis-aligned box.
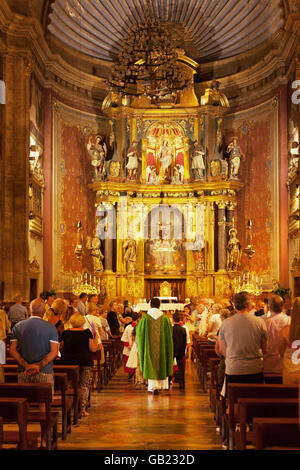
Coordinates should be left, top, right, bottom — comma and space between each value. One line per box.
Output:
123, 237, 137, 273
146, 165, 159, 184
86, 232, 104, 272
152, 235, 175, 270
87, 135, 107, 180
226, 228, 242, 271
191, 233, 205, 272
109, 161, 121, 178
171, 238, 183, 265
172, 163, 184, 184
126, 140, 141, 180
98, 281, 107, 304
158, 140, 173, 182
191, 140, 205, 180
227, 137, 243, 179
210, 117, 228, 179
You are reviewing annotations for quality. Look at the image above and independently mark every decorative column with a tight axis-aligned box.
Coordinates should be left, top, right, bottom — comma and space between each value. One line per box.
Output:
217, 201, 227, 271
226, 201, 237, 240
103, 202, 115, 273
1, 51, 30, 300
116, 197, 123, 296
206, 201, 215, 272
43, 88, 53, 290
183, 137, 190, 181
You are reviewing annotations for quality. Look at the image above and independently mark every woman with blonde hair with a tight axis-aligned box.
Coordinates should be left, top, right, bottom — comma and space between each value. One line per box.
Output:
279, 297, 300, 384
98, 307, 112, 341
43, 298, 68, 340
85, 303, 103, 350
61, 296, 79, 330
59, 312, 98, 416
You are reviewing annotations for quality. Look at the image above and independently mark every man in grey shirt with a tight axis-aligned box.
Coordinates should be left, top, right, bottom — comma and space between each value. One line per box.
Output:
77, 292, 88, 316
8, 295, 28, 329
218, 291, 268, 384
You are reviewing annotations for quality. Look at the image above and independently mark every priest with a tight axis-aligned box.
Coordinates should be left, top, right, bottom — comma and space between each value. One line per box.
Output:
136, 297, 174, 395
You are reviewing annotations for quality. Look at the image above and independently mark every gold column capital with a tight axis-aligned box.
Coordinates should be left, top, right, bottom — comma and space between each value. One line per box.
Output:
227, 201, 237, 210
216, 200, 227, 210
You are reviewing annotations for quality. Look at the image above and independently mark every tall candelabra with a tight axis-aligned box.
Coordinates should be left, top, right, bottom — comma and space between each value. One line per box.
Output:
233, 220, 263, 296
72, 272, 100, 296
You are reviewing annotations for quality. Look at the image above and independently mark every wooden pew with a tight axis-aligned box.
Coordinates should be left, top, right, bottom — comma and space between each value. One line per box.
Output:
208, 357, 220, 415
4, 363, 81, 426
263, 374, 282, 384
3, 368, 72, 441
53, 365, 81, 425
0, 397, 40, 450
235, 398, 299, 450
0, 383, 58, 450
0, 416, 3, 450
193, 336, 214, 380
53, 373, 72, 440
107, 338, 122, 374
199, 348, 218, 393
90, 350, 105, 393
252, 417, 300, 450
115, 337, 123, 368
2, 364, 18, 373
102, 341, 114, 380
225, 383, 299, 450
5, 356, 17, 365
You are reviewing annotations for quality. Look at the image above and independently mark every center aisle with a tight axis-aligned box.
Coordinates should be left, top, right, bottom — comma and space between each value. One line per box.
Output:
59, 360, 223, 450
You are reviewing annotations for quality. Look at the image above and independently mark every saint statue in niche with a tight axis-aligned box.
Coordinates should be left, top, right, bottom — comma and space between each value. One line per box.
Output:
126, 140, 141, 181
87, 135, 107, 180
226, 228, 242, 271
157, 140, 173, 182
191, 140, 206, 180
172, 163, 184, 184
123, 237, 137, 273
172, 146, 185, 184
191, 233, 205, 272
227, 137, 244, 179
146, 165, 159, 184
86, 232, 104, 272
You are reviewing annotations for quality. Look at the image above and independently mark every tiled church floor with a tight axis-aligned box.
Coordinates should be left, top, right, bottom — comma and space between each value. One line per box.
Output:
59, 360, 223, 451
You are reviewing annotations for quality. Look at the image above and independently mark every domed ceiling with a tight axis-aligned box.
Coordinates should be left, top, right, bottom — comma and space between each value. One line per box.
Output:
47, 0, 285, 64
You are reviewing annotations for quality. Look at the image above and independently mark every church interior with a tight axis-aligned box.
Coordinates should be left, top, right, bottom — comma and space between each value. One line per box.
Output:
0, 0, 300, 452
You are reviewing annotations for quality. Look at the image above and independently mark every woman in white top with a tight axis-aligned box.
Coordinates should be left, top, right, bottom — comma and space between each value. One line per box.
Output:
207, 303, 223, 344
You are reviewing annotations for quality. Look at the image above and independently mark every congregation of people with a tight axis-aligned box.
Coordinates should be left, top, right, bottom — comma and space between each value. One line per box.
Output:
0, 289, 299, 449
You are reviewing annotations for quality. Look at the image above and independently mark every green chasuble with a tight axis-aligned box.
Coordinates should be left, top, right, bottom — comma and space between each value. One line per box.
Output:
136, 311, 174, 380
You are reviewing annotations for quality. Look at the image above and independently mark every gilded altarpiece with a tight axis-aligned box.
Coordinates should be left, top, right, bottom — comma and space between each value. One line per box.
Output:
89, 57, 244, 303
51, 57, 280, 303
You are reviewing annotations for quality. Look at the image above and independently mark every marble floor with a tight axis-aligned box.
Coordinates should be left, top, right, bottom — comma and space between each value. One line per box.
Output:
58, 360, 223, 451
